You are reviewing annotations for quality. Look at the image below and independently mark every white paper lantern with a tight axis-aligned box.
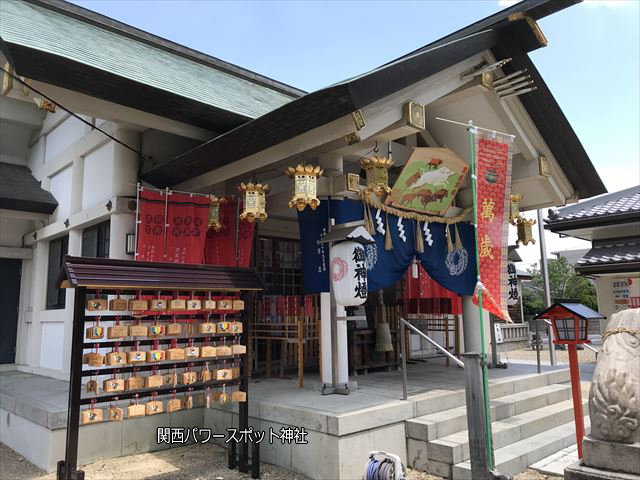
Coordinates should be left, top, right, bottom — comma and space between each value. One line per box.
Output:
330, 241, 368, 307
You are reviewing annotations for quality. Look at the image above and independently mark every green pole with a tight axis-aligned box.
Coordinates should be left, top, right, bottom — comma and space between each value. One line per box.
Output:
468, 121, 494, 470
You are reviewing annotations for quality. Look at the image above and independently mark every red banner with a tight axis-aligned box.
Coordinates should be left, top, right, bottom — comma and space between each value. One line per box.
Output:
136, 188, 209, 264
165, 193, 209, 264
203, 199, 255, 267
137, 189, 167, 262
472, 133, 512, 321
404, 267, 462, 315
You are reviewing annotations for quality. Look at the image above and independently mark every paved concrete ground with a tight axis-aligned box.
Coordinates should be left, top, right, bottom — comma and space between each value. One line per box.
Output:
530, 445, 579, 477
1, 359, 565, 424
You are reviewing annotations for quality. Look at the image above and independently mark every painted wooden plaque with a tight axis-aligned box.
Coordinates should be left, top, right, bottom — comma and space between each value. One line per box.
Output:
389, 147, 469, 215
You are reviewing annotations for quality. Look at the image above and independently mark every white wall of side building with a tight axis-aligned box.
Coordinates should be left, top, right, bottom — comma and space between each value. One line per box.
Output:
6, 111, 141, 378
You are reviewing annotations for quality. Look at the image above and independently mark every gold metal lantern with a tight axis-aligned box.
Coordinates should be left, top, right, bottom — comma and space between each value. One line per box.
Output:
359, 156, 393, 197
286, 164, 323, 211
509, 193, 523, 225
516, 216, 536, 246
207, 195, 226, 231
238, 182, 270, 222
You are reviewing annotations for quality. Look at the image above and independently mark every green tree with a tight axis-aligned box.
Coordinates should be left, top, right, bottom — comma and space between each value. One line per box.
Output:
523, 257, 598, 315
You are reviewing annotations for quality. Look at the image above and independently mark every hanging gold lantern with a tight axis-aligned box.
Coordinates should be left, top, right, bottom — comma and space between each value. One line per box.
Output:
207, 195, 226, 231
285, 164, 323, 211
509, 193, 523, 225
516, 216, 536, 246
359, 156, 393, 197
238, 182, 270, 222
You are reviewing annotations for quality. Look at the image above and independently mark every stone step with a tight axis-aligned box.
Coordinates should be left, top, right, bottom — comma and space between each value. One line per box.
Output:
406, 383, 571, 441
451, 417, 591, 480
411, 368, 570, 418
427, 398, 588, 465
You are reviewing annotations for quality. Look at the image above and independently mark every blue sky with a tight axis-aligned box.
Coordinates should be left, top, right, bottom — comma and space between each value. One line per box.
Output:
73, 0, 639, 264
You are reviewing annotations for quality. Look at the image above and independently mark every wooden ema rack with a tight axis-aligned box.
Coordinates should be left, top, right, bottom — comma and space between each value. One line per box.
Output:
56, 256, 262, 480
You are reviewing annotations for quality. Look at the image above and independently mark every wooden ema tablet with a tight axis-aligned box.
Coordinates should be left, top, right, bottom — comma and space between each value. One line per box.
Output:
145, 375, 163, 388
86, 325, 104, 339
200, 367, 212, 382
126, 376, 144, 390
86, 380, 98, 393
146, 400, 163, 415
217, 299, 232, 310
217, 321, 231, 333
186, 299, 201, 311
200, 346, 216, 358
128, 299, 148, 311
169, 299, 186, 310
232, 299, 245, 311
181, 371, 197, 385
83, 353, 105, 366
213, 392, 229, 404
232, 391, 247, 403
146, 350, 165, 362
150, 299, 166, 311
216, 369, 232, 381
203, 300, 216, 310
229, 322, 243, 334
81, 408, 103, 424
106, 352, 127, 366
129, 325, 148, 337
231, 344, 246, 355
109, 298, 128, 311
148, 324, 165, 337
167, 398, 182, 412
107, 325, 128, 339
166, 323, 182, 335
199, 323, 216, 335
183, 395, 194, 409
184, 346, 200, 358
165, 348, 185, 360
86, 298, 107, 311
231, 366, 240, 378
127, 351, 145, 363
127, 404, 146, 418
216, 346, 232, 357
108, 406, 124, 421
162, 373, 177, 387
103, 378, 125, 393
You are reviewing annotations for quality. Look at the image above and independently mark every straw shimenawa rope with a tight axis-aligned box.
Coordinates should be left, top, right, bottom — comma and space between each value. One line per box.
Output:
601, 327, 640, 342
361, 191, 472, 224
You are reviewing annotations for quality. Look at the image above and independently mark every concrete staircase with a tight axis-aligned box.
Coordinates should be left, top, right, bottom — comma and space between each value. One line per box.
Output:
406, 370, 589, 479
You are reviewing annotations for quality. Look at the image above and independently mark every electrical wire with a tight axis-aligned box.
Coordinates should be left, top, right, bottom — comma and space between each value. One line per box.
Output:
0, 65, 146, 159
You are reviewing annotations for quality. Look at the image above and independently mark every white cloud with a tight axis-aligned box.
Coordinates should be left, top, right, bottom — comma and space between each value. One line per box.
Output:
498, 0, 519, 6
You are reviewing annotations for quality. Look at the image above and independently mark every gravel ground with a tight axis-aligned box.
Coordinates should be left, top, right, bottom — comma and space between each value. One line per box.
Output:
500, 345, 597, 364
1, 442, 562, 480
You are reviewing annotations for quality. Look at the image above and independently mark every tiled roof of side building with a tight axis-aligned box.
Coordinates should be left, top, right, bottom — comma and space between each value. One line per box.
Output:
578, 240, 640, 267
547, 186, 640, 224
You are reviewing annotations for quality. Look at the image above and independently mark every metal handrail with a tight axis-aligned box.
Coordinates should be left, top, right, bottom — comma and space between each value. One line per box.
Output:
401, 318, 464, 367
400, 317, 464, 400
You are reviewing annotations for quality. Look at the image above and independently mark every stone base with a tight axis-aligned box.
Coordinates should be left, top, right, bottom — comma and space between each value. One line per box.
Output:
565, 461, 640, 480
582, 436, 640, 475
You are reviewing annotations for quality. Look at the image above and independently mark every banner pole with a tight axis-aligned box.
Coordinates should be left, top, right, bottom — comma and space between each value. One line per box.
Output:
468, 121, 494, 470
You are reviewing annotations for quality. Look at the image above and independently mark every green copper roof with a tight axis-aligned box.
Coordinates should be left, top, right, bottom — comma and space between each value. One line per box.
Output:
0, 0, 297, 119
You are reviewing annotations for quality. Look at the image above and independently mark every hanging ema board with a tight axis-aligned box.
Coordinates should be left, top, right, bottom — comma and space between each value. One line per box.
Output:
389, 147, 469, 215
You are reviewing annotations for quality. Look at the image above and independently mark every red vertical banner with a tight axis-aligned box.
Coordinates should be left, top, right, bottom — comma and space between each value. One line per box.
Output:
472, 133, 513, 321
136, 188, 167, 262
165, 193, 210, 264
203, 198, 255, 267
